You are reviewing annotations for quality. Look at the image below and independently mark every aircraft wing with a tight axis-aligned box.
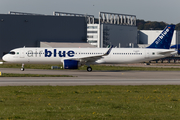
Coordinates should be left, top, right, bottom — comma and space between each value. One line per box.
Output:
63, 45, 113, 64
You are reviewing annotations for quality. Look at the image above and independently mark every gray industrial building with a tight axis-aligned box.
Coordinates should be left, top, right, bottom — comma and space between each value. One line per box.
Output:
87, 12, 137, 48
101, 24, 137, 48
0, 12, 88, 57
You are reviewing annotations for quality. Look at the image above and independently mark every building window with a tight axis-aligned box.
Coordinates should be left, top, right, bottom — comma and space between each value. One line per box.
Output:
87, 40, 97, 43
87, 35, 98, 38
87, 26, 98, 29
87, 31, 98, 33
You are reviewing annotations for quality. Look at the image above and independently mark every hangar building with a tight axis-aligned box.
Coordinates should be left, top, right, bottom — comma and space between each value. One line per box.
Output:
0, 11, 88, 57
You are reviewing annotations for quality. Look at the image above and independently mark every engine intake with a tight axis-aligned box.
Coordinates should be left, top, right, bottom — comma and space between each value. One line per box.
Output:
63, 59, 79, 69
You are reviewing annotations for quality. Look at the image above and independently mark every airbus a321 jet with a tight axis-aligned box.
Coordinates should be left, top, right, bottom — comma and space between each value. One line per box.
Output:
2, 25, 177, 72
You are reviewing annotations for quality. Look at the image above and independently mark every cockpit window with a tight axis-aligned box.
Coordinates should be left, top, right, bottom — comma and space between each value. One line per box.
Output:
9, 51, 15, 55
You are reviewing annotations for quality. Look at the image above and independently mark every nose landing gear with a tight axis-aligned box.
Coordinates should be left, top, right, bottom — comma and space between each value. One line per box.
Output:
21, 63, 25, 71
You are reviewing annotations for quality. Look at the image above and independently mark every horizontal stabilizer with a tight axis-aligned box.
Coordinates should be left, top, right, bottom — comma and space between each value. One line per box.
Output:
158, 50, 177, 55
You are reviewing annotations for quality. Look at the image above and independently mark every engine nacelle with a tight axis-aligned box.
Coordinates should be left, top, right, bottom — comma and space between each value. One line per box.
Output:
63, 59, 79, 69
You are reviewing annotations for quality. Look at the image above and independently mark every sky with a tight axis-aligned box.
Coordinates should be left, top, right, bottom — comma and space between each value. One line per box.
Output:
0, 0, 179, 24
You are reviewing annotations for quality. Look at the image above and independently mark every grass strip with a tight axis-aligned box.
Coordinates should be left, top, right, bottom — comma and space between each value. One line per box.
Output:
1, 63, 180, 71
0, 73, 73, 77
79, 65, 180, 71
0, 85, 180, 119
0, 64, 56, 69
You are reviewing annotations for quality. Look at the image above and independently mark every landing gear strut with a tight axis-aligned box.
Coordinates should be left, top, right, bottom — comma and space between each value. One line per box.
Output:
21, 63, 25, 71
87, 66, 92, 72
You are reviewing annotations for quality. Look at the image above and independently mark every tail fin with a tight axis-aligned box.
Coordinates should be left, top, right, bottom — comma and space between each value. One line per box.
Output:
147, 25, 175, 49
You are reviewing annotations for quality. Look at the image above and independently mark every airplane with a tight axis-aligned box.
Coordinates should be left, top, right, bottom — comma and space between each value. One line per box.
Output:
2, 25, 177, 72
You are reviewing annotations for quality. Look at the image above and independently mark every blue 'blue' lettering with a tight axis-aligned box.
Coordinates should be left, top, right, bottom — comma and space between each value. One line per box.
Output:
67, 50, 75, 57
45, 49, 52, 57
45, 49, 75, 57
54, 49, 57, 57
59, 51, 66, 57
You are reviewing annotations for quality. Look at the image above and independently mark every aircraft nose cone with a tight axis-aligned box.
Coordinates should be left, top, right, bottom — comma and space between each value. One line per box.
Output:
2, 55, 8, 61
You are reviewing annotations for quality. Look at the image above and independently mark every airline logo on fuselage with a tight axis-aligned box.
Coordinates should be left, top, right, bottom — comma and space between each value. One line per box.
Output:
45, 49, 75, 57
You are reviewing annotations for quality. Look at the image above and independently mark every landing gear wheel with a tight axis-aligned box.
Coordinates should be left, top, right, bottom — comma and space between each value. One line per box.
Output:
21, 68, 25, 71
87, 66, 92, 72
21, 63, 25, 71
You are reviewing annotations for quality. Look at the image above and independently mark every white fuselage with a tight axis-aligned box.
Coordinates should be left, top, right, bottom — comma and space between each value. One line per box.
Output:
2, 47, 176, 64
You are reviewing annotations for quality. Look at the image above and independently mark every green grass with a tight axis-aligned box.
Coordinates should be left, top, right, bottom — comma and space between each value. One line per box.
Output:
0, 63, 56, 70
1, 63, 180, 71
80, 65, 180, 71
0, 73, 73, 77
0, 86, 180, 119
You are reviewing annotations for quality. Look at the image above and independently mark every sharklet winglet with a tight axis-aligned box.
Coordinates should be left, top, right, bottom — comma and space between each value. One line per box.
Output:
104, 45, 113, 56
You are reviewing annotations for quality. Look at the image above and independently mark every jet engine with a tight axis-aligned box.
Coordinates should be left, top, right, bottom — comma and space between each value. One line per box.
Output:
63, 59, 79, 69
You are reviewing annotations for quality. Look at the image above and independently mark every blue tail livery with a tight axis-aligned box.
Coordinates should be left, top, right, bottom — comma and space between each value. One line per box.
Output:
147, 25, 175, 49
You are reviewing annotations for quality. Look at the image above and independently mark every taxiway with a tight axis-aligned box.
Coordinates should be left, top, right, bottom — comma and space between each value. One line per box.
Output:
0, 68, 179, 86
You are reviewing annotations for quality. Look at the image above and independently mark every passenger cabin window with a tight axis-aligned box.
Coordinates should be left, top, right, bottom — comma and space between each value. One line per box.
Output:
9, 51, 15, 55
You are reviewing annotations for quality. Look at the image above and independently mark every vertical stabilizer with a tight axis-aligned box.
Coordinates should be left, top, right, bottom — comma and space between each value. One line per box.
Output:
147, 25, 175, 49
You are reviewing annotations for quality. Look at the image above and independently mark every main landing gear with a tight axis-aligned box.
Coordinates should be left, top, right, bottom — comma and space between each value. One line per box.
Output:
87, 66, 92, 72
21, 63, 25, 71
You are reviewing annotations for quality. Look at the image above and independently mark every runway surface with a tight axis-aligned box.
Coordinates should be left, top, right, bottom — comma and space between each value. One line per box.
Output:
0, 67, 180, 86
